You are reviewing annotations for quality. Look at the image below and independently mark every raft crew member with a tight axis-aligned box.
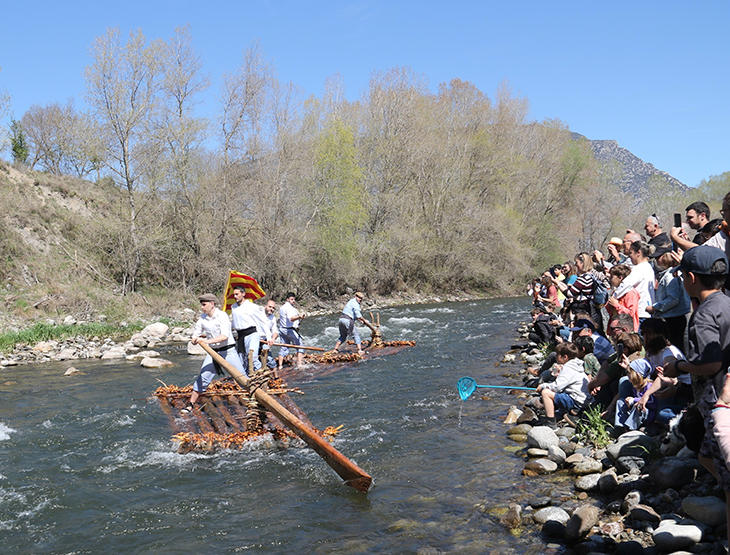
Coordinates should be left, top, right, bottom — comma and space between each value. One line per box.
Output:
231, 285, 270, 375
259, 299, 279, 370
183, 294, 244, 413
278, 292, 306, 369
333, 292, 368, 356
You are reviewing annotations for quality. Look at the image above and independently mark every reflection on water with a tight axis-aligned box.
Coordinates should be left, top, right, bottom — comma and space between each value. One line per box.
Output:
0, 297, 551, 554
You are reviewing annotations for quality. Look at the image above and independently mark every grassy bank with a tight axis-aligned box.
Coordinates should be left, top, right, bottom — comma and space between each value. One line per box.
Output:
0, 321, 149, 352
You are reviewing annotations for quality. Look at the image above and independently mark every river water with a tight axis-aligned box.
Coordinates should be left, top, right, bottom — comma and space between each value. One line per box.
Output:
0, 297, 560, 554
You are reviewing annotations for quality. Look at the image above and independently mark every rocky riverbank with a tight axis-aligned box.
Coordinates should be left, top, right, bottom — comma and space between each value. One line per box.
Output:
495, 324, 728, 555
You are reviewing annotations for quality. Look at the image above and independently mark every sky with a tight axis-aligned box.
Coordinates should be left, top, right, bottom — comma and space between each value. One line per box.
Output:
0, 1, 728, 187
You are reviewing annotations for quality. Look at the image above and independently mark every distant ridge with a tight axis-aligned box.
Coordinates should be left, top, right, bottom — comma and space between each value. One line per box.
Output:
571, 132, 688, 199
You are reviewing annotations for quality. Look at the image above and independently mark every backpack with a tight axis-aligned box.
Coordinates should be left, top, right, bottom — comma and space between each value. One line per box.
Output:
592, 274, 609, 307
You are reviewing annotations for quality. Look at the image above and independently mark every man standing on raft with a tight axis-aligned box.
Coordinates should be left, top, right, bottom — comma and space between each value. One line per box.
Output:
183, 293, 245, 413
333, 292, 370, 356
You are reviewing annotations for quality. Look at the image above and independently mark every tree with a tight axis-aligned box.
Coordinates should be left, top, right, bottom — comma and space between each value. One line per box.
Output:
84, 27, 164, 293
9, 119, 28, 164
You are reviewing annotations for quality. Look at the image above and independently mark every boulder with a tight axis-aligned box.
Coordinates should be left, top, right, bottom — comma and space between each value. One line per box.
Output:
101, 346, 126, 360
648, 457, 701, 489
126, 350, 161, 361
516, 406, 539, 424
681, 496, 727, 527
32, 341, 57, 353
140, 357, 173, 369
527, 426, 559, 450
621, 490, 643, 514
527, 448, 549, 458
533, 506, 570, 525
565, 453, 584, 466
652, 523, 703, 551
141, 322, 169, 339
528, 496, 551, 509
606, 430, 658, 462
63, 367, 80, 376
564, 504, 600, 543
54, 347, 78, 361
507, 423, 532, 435
187, 341, 206, 355
614, 541, 645, 555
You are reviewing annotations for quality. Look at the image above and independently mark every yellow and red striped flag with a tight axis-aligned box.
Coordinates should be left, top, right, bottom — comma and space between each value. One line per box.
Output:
222, 270, 266, 314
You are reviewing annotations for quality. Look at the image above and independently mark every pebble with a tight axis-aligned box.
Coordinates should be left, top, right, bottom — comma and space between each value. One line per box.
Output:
572, 458, 603, 476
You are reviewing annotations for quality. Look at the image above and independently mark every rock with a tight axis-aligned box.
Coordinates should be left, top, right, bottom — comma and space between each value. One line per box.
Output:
681, 496, 727, 527
500, 504, 522, 528
652, 523, 703, 551
516, 406, 538, 424
527, 426, 559, 449
63, 367, 80, 376
555, 426, 575, 438
600, 521, 624, 536
564, 504, 600, 543
614, 540, 645, 555
649, 457, 701, 489
187, 341, 206, 355
565, 453, 584, 466
101, 346, 126, 360
615, 455, 646, 474
63, 315, 77, 326
527, 448, 549, 457
574, 473, 601, 492
0, 359, 18, 366
140, 357, 173, 369
141, 322, 169, 339
504, 406, 523, 424
598, 469, 619, 494
508, 434, 528, 443
528, 496, 551, 509
507, 423, 532, 435
533, 506, 570, 525
524, 459, 558, 474
629, 504, 661, 524
621, 490, 643, 514
502, 353, 516, 363
32, 341, 57, 353
126, 350, 161, 361
572, 458, 603, 476
55, 347, 78, 361
130, 333, 148, 348
606, 430, 659, 462
548, 445, 566, 465
542, 520, 565, 538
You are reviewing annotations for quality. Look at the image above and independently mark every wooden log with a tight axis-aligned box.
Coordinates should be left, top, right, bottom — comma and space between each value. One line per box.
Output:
170, 397, 206, 434
200, 399, 231, 434
210, 395, 245, 433
200, 343, 372, 492
271, 342, 326, 352
226, 394, 254, 431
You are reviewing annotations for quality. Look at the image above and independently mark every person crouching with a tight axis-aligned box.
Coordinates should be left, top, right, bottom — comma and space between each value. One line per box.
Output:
536, 342, 590, 428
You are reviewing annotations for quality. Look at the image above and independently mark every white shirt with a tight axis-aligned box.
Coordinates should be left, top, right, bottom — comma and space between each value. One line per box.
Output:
231, 300, 270, 335
279, 301, 300, 330
192, 308, 234, 349
260, 312, 278, 342
647, 346, 690, 385
613, 260, 655, 319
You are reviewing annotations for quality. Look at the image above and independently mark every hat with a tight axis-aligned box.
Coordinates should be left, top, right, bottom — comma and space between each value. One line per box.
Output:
676, 245, 729, 275
607, 237, 623, 247
569, 319, 596, 333
198, 293, 218, 304
355, 291, 365, 299
629, 358, 652, 379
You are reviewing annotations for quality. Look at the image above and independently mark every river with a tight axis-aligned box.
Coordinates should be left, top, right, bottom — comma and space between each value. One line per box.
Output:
0, 297, 559, 554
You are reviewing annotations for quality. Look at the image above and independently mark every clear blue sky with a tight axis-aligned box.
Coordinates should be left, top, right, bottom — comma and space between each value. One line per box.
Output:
1, 1, 728, 187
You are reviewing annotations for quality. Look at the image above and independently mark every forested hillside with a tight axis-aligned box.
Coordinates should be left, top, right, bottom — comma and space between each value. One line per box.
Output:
2, 27, 727, 324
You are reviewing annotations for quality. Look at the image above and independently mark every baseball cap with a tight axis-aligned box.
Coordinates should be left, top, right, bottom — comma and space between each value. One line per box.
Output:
569, 319, 596, 333
676, 245, 729, 275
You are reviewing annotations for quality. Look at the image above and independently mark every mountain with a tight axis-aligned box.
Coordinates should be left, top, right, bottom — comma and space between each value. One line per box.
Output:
571, 132, 688, 199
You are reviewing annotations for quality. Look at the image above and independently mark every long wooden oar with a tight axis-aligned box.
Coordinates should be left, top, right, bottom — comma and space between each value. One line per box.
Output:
271, 342, 326, 352
200, 342, 372, 492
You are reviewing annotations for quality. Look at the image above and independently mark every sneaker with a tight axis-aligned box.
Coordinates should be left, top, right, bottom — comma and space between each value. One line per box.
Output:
180, 404, 194, 414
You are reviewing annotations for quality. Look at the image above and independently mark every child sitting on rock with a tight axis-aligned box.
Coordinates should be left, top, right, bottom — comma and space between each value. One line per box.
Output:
536, 342, 590, 428
574, 335, 600, 378
615, 358, 656, 430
